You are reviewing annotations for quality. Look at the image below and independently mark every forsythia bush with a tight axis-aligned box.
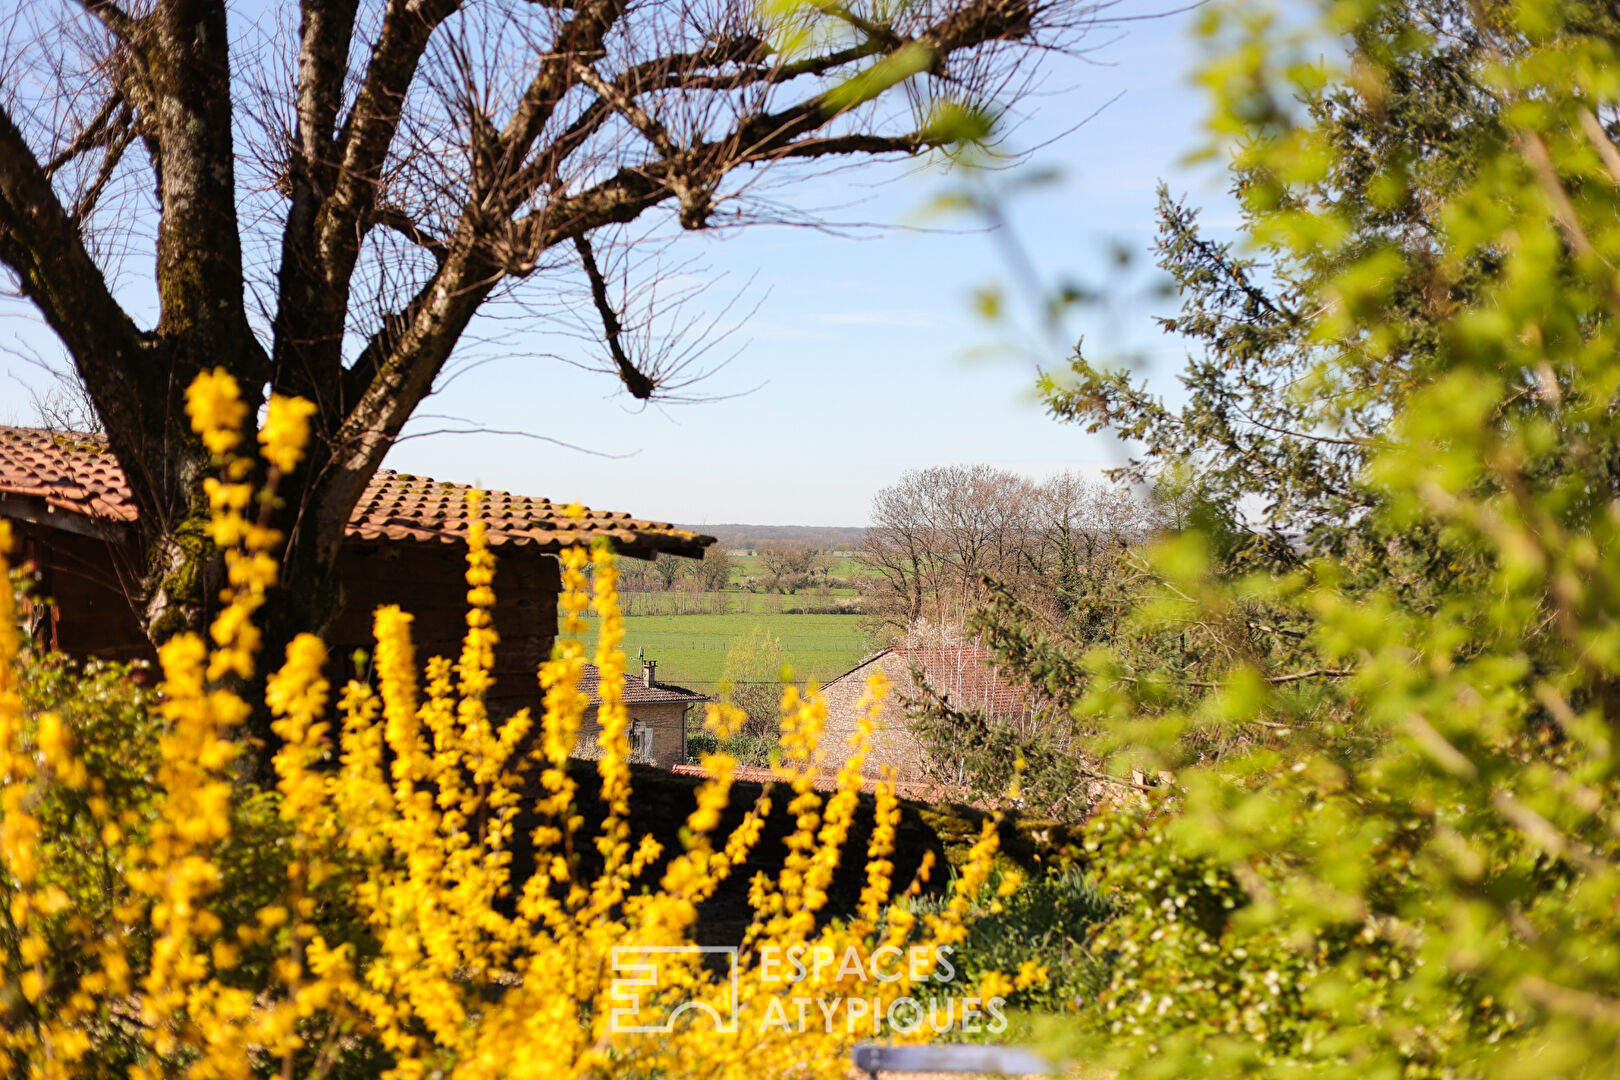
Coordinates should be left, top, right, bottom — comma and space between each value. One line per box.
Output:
0, 372, 1028, 1080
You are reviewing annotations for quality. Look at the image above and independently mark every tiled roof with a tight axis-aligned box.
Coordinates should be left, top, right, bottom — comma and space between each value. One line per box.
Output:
0, 426, 712, 558
826, 645, 1038, 718
579, 662, 708, 706
669, 763, 955, 802
0, 427, 135, 522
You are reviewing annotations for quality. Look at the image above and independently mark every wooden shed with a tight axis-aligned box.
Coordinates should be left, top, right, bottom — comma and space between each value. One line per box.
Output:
0, 425, 713, 718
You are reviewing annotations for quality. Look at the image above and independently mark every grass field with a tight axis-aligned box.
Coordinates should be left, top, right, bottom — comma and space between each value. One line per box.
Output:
615, 590, 859, 615
727, 554, 866, 583
579, 611, 872, 690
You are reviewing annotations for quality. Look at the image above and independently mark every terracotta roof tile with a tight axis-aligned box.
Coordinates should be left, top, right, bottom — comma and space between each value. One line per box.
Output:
0, 428, 135, 522
578, 662, 707, 706
0, 426, 712, 558
668, 763, 957, 803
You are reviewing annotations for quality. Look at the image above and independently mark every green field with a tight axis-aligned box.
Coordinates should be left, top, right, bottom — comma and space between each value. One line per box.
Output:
613, 590, 858, 615
727, 553, 866, 584
578, 612, 871, 691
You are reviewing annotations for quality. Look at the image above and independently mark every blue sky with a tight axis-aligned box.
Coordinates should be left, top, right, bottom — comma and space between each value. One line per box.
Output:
2, 1, 1237, 527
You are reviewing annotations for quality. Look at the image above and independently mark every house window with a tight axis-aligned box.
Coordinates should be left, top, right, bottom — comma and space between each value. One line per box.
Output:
629, 719, 653, 763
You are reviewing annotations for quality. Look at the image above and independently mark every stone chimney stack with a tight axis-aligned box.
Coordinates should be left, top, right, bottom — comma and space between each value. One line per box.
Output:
642, 659, 656, 687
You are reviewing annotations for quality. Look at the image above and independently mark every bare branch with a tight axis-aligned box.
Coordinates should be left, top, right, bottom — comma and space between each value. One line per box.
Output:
41, 92, 121, 176
570, 60, 678, 160
374, 204, 448, 264
69, 108, 136, 225
75, 0, 139, 45
324, 0, 462, 276
0, 101, 144, 373
572, 232, 654, 399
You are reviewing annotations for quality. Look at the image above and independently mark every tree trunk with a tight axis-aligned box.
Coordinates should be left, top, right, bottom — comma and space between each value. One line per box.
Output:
117, 414, 357, 784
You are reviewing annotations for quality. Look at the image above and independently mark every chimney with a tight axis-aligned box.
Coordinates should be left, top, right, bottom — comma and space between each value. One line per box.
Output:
642, 659, 657, 687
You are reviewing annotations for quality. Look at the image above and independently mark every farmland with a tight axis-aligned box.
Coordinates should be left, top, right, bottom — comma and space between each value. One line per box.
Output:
585, 527, 881, 692
579, 611, 871, 690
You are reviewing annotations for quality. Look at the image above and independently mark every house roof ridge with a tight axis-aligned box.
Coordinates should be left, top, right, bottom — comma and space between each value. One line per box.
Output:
0, 426, 715, 560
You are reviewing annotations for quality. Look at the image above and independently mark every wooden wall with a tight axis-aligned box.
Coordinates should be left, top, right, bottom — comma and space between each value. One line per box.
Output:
5, 519, 561, 715
328, 541, 560, 715
5, 517, 154, 664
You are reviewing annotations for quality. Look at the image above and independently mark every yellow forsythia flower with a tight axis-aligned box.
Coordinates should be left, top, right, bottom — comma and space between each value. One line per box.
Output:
185, 366, 248, 457
259, 393, 319, 472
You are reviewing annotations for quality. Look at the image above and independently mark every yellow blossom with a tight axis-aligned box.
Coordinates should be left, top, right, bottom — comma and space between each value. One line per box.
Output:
259, 393, 319, 472
185, 367, 248, 457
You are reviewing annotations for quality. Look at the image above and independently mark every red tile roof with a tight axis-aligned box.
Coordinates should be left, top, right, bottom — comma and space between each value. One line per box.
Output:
826, 645, 1038, 718
668, 763, 955, 802
0, 428, 135, 522
579, 662, 708, 706
0, 426, 712, 559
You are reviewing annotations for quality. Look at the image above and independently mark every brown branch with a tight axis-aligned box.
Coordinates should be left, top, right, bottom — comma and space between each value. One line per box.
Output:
373, 205, 448, 263
142, 0, 261, 371
488, 0, 630, 211
570, 61, 678, 159
269, 0, 365, 408
1521, 128, 1601, 263
333, 0, 1053, 532
42, 94, 123, 177
509, 98, 611, 200
0, 103, 145, 371
76, 0, 140, 45
324, 0, 462, 277
1110, 667, 1354, 690
755, 131, 933, 160
572, 233, 654, 400
70, 109, 136, 225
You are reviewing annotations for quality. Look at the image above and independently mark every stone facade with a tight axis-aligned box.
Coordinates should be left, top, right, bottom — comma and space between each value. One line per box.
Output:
818, 645, 1037, 783
818, 652, 931, 778
574, 700, 692, 770
569, 663, 706, 769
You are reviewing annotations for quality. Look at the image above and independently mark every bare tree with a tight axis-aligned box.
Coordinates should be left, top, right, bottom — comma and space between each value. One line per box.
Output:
652, 552, 682, 590
757, 543, 814, 593
0, 0, 1099, 669
694, 542, 732, 591
858, 465, 1152, 639
26, 369, 101, 433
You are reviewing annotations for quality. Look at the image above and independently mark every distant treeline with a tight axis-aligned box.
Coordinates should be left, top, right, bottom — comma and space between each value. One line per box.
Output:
676, 523, 865, 551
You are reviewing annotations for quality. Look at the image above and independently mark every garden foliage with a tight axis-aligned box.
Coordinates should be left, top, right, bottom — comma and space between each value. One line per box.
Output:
903, 866, 1110, 1014
1012, 1, 1620, 1076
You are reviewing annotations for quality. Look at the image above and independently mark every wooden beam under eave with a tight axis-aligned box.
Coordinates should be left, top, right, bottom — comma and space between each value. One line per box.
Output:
0, 496, 123, 543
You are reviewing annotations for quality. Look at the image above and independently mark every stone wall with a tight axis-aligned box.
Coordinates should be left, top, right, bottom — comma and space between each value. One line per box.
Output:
818, 653, 930, 780
573, 700, 690, 769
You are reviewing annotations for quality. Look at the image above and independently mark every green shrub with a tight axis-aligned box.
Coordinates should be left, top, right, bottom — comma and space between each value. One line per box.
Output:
685, 730, 781, 767
7, 606, 387, 1080
903, 866, 1111, 1013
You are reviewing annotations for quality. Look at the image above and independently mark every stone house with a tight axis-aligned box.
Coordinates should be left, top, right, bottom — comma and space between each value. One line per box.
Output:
572, 660, 706, 769
818, 644, 1037, 783
0, 425, 712, 726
